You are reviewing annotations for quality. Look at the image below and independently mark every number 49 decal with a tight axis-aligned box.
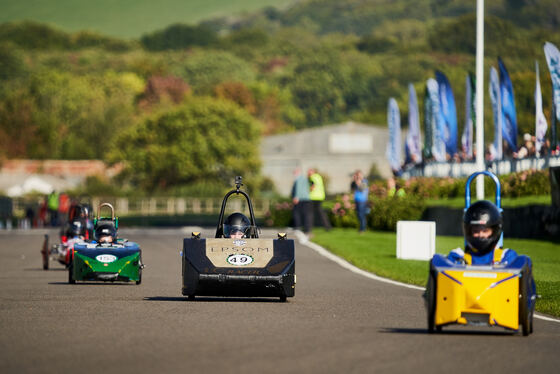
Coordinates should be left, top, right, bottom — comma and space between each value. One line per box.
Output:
227, 254, 254, 266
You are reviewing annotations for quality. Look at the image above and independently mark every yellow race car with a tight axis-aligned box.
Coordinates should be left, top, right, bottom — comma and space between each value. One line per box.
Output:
424, 171, 537, 336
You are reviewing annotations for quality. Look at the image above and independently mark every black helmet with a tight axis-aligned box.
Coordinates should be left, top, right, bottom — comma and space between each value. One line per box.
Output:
463, 200, 502, 255
224, 213, 250, 238
94, 221, 117, 242
68, 220, 85, 238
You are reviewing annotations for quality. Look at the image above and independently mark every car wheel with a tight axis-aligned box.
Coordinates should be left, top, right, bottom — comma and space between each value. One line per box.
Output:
519, 267, 530, 336
68, 262, 75, 284
427, 271, 437, 333
279, 295, 287, 302
41, 235, 49, 270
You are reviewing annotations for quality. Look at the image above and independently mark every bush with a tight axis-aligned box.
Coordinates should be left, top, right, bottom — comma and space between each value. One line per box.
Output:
368, 195, 426, 231
400, 169, 550, 199
264, 199, 292, 227
328, 194, 359, 228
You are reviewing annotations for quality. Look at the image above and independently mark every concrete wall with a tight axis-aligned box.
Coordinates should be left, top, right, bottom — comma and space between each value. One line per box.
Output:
261, 122, 393, 196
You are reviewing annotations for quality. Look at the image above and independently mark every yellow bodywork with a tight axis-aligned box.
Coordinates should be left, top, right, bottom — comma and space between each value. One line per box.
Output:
435, 269, 520, 330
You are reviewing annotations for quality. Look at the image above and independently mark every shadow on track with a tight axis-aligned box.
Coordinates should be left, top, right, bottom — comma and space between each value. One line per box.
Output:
48, 282, 137, 286
25, 268, 66, 271
144, 296, 285, 303
380, 327, 516, 336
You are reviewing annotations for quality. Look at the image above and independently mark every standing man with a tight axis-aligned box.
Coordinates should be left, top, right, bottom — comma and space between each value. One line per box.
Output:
308, 168, 331, 230
291, 167, 311, 234
47, 190, 60, 227
351, 170, 369, 233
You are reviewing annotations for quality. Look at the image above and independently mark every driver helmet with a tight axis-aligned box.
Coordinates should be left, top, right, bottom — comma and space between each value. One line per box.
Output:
68, 220, 85, 238
94, 221, 117, 243
463, 200, 502, 255
224, 213, 251, 238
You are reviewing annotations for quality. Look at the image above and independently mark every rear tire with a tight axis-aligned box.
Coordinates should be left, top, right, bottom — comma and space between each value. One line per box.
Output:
279, 295, 287, 302
519, 265, 531, 336
41, 236, 49, 270
135, 256, 143, 285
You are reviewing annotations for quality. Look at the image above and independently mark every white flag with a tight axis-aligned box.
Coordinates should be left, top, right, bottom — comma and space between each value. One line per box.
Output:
386, 98, 402, 173
406, 83, 422, 164
535, 61, 548, 155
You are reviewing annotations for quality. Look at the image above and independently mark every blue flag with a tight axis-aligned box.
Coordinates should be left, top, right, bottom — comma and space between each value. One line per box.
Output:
489, 66, 503, 160
406, 83, 422, 164
386, 98, 402, 173
435, 71, 458, 157
498, 57, 518, 152
423, 83, 433, 160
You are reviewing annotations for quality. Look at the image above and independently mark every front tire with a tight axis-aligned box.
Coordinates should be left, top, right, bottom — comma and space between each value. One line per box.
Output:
426, 270, 437, 333
68, 261, 75, 284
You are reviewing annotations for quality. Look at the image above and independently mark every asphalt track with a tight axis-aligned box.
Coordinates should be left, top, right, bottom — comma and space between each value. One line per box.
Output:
1, 228, 559, 374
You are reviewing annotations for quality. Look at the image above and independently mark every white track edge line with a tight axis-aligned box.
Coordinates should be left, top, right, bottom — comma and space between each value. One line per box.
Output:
295, 231, 560, 324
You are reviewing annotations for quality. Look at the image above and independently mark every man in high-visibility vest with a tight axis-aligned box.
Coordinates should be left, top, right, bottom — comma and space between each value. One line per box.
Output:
47, 191, 60, 226
307, 168, 331, 230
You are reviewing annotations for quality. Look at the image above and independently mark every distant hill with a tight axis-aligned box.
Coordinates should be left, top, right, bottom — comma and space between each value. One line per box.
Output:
209, 0, 559, 36
0, 0, 297, 38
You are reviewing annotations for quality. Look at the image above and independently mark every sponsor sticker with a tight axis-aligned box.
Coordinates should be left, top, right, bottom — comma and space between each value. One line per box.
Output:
226, 254, 254, 266
232, 239, 247, 247
96, 254, 117, 263
463, 272, 497, 279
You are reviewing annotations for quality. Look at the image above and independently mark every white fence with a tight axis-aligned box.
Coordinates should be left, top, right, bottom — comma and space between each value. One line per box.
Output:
11, 196, 272, 218
401, 155, 560, 179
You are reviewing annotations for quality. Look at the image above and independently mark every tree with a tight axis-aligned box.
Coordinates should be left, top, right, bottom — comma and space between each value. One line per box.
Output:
140, 24, 218, 51
180, 50, 256, 94
111, 97, 262, 190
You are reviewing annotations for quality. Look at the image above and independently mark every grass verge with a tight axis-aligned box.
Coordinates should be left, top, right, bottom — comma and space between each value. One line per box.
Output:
311, 228, 560, 318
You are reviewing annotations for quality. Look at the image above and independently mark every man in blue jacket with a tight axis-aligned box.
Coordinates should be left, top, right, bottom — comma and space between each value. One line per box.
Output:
350, 170, 369, 233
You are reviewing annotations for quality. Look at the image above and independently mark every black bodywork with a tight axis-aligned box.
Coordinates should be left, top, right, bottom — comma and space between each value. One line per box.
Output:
181, 177, 296, 301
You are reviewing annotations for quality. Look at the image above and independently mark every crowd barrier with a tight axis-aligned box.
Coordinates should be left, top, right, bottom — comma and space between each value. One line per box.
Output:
402, 155, 560, 179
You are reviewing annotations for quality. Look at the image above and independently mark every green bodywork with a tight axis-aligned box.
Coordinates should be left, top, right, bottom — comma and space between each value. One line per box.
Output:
72, 245, 142, 283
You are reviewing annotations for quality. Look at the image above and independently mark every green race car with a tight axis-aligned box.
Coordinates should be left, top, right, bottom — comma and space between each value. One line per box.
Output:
69, 203, 143, 284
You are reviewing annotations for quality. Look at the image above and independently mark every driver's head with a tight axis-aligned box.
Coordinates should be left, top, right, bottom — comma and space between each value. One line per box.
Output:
94, 222, 117, 243
463, 200, 502, 255
224, 213, 250, 239
68, 220, 85, 238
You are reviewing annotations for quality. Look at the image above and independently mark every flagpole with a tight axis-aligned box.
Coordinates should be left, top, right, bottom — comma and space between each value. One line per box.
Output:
475, 0, 485, 199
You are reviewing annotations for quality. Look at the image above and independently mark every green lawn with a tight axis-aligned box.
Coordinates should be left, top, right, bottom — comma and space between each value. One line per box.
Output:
311, 228, 560, 317
0, 0, 295, 38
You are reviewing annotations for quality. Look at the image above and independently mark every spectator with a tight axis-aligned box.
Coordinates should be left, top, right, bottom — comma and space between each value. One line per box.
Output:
291, 167, 311, 234
47, 191, 60, 226
350, 170, 369, 233
308, 168, 331, 230
387, 177, 405, 198
38, 197, 48, 227
58, 192, 70, 227
24, 205, 35, 229
516, 133, 535, 159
